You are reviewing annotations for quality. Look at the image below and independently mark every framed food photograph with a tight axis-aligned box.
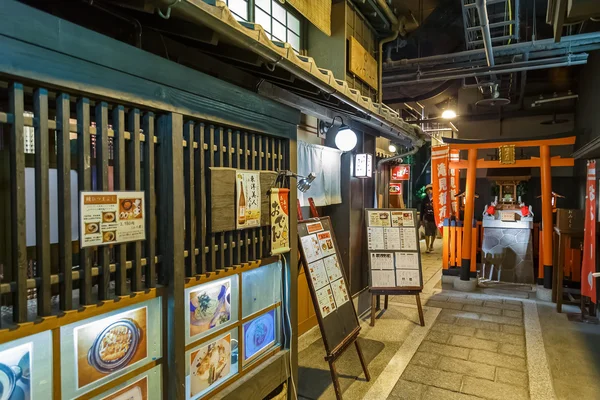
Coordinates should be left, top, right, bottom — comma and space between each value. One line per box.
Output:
100, 376, 147, 400
0, 331, 53, 400
242, 309, 279, 366
185, 276, 239, 344
186, 330, 239, 400
60, 297, 162, 399
91, 364, 162, 400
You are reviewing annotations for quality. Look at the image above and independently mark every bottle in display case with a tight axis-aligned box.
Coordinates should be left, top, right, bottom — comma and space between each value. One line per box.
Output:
238, 181, 246, 226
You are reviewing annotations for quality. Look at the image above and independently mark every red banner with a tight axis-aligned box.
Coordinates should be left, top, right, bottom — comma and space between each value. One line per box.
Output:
582, 161, 597, 303
431, 145, 451, 229
391, 165, 411, 181
449, 150, 460, 217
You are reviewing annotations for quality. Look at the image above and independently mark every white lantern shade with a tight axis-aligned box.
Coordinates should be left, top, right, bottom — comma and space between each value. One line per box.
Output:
335, 128, 357, 152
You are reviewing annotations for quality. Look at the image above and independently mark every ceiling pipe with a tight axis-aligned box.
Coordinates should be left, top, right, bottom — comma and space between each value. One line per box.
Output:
474, 0, 497, 92
385, 31, 600, 70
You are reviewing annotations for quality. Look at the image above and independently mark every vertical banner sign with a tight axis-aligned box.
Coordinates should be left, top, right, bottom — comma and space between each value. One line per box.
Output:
582, 160, 597, 303
270, 188, 290, 254
431, 146, 451, 230
391, 165, 411, 181
236, 171, 261, 229
449, 149, 460, 216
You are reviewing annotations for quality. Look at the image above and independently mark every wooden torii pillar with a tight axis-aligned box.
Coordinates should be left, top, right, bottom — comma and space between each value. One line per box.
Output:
445, 134, 576, 282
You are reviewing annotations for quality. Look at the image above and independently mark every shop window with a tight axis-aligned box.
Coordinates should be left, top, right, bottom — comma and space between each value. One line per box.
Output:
254, 0, 301, 52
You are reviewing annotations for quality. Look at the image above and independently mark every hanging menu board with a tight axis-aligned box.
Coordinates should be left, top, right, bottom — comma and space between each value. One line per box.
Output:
365, 209, 423, 290
298, 217, 360, 355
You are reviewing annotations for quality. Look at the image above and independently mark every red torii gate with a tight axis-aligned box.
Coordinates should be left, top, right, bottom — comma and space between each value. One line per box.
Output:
445, 133, 576, 283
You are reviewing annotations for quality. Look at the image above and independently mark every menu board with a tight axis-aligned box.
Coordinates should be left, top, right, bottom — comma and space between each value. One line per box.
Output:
298, 217, 360, 355
365, 209, 423, 290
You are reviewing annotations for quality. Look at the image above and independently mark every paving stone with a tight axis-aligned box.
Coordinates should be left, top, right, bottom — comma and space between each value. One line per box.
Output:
427, 330, 451, 344
501, 324, 525, 336
469, 349, 527, 371
499, 342, 526, 358
412, 351, 441, 368
437, 356, 496, 380
497, 367, 529, 388
401, 364, 462, 392
462, 376, 529, 400
449, 334, 499, 352
448, 297, 484, 306
456, 318, 501, 332
462, 304, 503, 316
423, 386, 482, 400
484, 301, 523, 311
475, 329, 525, 345
437, 313, 458, 324
504, 299, 523, 305
419, 341, 471, 360
439, 309, 481, 321
388, 378, 426, 400
503, 309, 523, 318
482, 289, 529, 299
429, 294, 450, 302
427, 300, 464, 310
480, 314, 524, 327
432, 322, 476, 337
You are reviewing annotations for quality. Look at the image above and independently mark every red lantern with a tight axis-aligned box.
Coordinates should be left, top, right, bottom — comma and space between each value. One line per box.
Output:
521, 205, 530, 217
486, 205, 496, 215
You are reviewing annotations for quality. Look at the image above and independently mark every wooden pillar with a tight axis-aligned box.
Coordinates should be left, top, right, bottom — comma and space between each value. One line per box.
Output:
460, 148, 477, 281
540, 145, 554, 289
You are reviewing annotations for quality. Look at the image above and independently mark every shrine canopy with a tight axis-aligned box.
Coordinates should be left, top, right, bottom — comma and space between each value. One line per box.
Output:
445, 133, 576, 170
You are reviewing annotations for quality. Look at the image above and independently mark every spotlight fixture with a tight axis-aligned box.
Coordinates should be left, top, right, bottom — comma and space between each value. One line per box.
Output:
276, 170, 316, 193
441, 109, 457, 119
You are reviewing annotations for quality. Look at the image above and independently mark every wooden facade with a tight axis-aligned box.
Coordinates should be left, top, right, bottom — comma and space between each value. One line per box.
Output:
0, 1, 300, 399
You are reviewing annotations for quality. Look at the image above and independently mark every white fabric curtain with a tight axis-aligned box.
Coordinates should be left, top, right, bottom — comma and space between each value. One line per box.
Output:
297, 141, 342, 206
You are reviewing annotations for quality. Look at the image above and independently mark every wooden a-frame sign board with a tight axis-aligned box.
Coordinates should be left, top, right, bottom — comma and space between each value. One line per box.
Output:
297, 217, 370, 400
365, 208, 425, 327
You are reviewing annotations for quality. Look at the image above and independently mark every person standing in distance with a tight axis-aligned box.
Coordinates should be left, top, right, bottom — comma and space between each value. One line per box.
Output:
421, 184, 436, 253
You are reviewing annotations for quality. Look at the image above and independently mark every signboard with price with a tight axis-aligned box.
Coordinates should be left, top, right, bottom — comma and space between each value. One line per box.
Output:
80, 191, 145, 248
391, 165, 411, 181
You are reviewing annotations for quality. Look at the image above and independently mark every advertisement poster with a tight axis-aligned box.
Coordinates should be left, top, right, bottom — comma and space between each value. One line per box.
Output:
316, 231, 336, 257
315, 286, 337, 318
189, 335, 232, 398
300, 234, 323, 263
189, 279, 232, 338
308, 259, 330, 290
306, 221, 324, 234
391, 211, 415, 227
395, 253, 419, 270
383, 228, 401, 250
391, 165, 410, 181
322, 255, 343, 282
368, 211, 391, 227
355, 153, 372, 177
243, 310, 275, 362
331, 278, 350, 307
396, 270, 420, 287
270, 188, 290, 255
80, 191, 145, 248
399, 228, 418, 250
582, 160, 597, 303
236, 171, 261, 229
75, 306, 148, 389
0, 343, 32, 400
100, 376, 148, 400
371, 270, 396, 287
370, 252, 394, 270
367, 227, 385, 250
432, 146, 451, 230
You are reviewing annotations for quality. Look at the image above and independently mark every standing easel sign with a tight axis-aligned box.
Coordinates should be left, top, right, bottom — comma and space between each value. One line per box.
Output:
298, 217, 370, 400
365, 209, 425, 326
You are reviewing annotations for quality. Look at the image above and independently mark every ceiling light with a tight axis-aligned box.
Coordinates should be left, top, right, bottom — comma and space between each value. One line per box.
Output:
389, 144, 397, 153
335, 127, 357, 152
442, 109, 457, 119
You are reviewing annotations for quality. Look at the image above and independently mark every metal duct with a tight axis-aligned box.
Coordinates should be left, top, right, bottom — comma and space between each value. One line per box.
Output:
475, 0, 497, 90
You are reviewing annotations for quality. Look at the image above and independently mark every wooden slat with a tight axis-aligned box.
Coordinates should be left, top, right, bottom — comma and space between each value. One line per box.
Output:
143, 112, 156, 288
234, 131, 242, 266
258, 136, 265, 259
95, 102, 110, 300
184, 121, 196, 277
442, 224, 449, 269
157, 112, 186, 400
207, 125, 216, 272
217, 127, 225, 270
56, 92, 73, 311
449, 222, 456, 268
113, 105, 128, 296
9, 83, 27, 322
195, 123, 206, 274
77, 97, 93, 304
225, 129, 233, 268
127, 109, 143, 291
33, 88, 51, 316
242, 131, 250, 263
250, 133, 257, 261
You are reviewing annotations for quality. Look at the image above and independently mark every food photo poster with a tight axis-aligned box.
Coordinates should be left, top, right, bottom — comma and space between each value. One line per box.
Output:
189, 279, 232, 339
74, 306, 148, 389
243, 310, 276, 363
188, 334, 233, 399
0, 343, 32, 400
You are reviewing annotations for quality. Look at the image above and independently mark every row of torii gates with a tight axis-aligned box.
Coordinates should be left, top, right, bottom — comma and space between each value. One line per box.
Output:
444, 133, 576, 283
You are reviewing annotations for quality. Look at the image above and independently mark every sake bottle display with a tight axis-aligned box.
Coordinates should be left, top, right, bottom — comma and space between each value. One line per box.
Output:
238, 180, 246, 226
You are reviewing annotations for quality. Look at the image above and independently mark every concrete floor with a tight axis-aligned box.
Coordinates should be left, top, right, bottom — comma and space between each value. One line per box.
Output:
297, 241, 600, 400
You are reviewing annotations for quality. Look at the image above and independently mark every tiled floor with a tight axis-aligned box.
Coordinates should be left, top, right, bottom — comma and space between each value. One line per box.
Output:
297, 241, 600, 400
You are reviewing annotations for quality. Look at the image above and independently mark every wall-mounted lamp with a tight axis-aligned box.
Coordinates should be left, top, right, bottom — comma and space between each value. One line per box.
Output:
441, 109, 457, 119
388, 144, 397, 153
320, 116, 357, 152
276, 170, 316, 193
354, 153, 373, 178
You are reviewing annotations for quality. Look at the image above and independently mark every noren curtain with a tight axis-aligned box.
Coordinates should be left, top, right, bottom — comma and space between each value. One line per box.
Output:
297, 140, 342, 206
